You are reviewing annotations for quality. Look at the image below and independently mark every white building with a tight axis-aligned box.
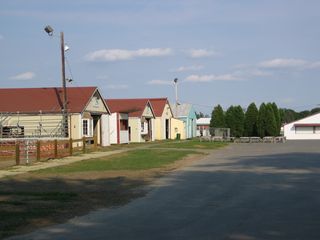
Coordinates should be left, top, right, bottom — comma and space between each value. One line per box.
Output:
196, 118, 211, 137
283, 112, 320, 140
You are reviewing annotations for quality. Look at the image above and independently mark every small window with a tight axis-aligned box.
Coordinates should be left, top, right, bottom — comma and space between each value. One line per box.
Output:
120, 120, 128, 130
82, 119, 93, 137
141, 121, 148, 134
83, 119, 88, 136
2, 126, 24, 138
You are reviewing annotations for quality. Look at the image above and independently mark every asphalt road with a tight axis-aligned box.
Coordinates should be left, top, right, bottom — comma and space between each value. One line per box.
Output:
9, 141, 320, 240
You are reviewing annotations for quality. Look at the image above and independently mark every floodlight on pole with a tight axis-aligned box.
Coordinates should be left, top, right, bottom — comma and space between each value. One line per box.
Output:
44, 25, 54, 36
44, 25, 68, 137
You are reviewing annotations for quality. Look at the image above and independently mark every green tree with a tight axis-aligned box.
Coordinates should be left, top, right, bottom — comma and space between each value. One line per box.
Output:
196, 112, 205, 119
298, 110, 310, 119
271, 102, 281, 135
257, 103, 267, 137
225, 105, 244, 137
310, 107, 320, 115
279, 108, 298, 124
225, 106, 235, 136
233, 105, 245, 137
210, 105, 225, 128
265, 103, 277, 136
244, 102, 258, 136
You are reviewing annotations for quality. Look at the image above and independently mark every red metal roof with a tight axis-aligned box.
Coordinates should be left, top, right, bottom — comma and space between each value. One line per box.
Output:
149, 98, 172, 117
294, 123, 320, 127
0, 86, 99, 114
105, 98, 154, 117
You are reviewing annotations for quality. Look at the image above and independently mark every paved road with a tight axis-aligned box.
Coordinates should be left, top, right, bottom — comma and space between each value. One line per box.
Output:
9, 141, 320, 240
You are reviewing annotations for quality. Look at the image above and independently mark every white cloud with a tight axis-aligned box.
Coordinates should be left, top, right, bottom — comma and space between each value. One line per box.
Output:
85, 48, 172, 62
105, 84, 129, 89
186, 49, 216, 58
259, 58, 307, 68
248, 69, 273, 77
10, 71, 35, 80
172, 65, 204, 72
233, 68, 273, 78
147, 79, 173, 85
306, 61, 320, 69
185, 74, 240, 82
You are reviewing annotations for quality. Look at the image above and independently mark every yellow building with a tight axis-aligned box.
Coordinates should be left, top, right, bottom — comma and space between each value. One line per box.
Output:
149, 98, 174, 140
170, 118, 186, 140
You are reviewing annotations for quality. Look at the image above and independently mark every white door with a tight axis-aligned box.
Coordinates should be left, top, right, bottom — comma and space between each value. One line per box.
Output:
101, 114, 110, 146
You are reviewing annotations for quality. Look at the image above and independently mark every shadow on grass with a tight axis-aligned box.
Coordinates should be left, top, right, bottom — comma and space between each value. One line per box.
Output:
0, 176, 146, 239
11, 150, 320, 240
4, 144, 320, 240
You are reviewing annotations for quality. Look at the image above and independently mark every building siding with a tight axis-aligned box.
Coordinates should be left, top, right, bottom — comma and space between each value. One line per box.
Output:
284, 113, 320, 140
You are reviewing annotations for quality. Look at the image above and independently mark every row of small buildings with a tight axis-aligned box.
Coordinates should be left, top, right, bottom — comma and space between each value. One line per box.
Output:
0, 86, 197, 146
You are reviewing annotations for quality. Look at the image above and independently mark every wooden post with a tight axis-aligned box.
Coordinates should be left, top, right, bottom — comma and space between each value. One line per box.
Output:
15, 142, 20, 165
94, 135, 97, 150
36, 140, 41, 161
54, 139, 58, 158
82, 137, 86, 153
69, 138, 73, 156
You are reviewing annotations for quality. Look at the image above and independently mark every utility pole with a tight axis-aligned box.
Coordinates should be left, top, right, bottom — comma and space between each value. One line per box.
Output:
60, 31, 68, 137
44, 25, 68, 137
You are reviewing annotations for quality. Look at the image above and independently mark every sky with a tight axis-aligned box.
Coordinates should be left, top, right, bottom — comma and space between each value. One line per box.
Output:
1, 0, 320, 115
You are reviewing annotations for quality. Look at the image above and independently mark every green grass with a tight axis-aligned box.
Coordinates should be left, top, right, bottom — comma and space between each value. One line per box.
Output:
0, 191, 77, 201
0, 191, 77, 239
98, 141, 166, 152
151, 139, 228, 149
36, 149, 197, 174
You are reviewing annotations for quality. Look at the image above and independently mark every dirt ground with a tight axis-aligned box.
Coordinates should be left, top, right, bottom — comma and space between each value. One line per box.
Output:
0, 153, 203, 239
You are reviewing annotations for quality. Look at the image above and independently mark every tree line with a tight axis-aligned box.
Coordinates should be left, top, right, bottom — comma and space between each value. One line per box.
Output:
209, 103, 320, 138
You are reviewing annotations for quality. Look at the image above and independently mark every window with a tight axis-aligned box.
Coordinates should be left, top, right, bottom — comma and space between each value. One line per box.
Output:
82, 119, 93, 137
83, 119, 88, 136
2, 126, 24, 138
141, 121, 148, 134
120, 119, 128, 130
295, 126, 313, 134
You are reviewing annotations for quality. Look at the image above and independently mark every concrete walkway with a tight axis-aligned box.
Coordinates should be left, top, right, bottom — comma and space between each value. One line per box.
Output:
0, 149, 131, 179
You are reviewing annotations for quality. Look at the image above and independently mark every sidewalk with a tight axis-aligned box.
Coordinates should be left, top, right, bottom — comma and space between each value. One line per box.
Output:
0, 149, 131, 179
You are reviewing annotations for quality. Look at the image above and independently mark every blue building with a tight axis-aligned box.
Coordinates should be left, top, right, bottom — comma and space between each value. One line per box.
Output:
171, 103, 197, 139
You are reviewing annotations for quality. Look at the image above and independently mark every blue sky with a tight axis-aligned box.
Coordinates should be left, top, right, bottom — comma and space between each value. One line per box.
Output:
1, 0, 320, 114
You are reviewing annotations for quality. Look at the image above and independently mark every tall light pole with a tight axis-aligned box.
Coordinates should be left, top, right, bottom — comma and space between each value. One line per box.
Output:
173, 78, 178, 117
44, 25, 68, 137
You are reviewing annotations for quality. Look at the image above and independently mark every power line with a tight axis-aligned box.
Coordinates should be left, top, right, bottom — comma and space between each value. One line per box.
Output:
65, 56, 75, 83
179, 100, 214, 109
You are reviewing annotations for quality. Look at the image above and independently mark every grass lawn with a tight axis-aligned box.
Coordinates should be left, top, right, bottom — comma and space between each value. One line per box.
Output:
0, 148, 199, 238
36, 149, 197, 174
98, 142, 152, 151
0, 146, 213, 238
151, 139, 228, 149
0, 191, 77, 239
